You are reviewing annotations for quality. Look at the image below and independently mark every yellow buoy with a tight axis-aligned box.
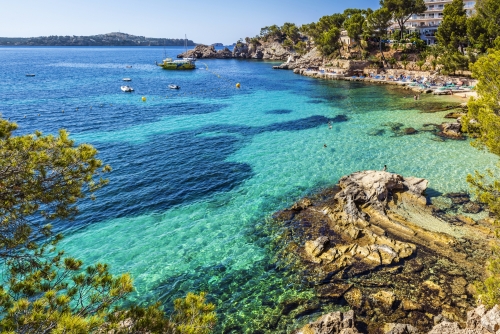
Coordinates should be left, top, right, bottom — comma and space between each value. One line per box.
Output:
142, 96, 146, 102
236, 83, 241, 88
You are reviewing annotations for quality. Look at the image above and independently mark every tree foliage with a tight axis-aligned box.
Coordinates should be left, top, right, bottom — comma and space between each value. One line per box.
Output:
380, 0, 426, 40
462, 51, 500, 306
436, 0, 468, 53
463, 50, 500, 156
345, 13, 367, 48
0, 119, 110, 262
467, 0, 500, 52
0, 118, 216, 333
317, 27, 342, 57
365, 8, 393, 59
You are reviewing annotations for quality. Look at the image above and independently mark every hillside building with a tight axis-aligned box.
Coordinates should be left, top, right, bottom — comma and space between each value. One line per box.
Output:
405, 0, 476, 44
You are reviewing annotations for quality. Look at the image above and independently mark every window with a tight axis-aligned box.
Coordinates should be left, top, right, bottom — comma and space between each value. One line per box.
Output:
428, 13, 434, 18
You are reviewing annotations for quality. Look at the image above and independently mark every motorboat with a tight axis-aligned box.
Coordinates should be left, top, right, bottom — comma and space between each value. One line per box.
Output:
26, 74, 35, 77
126, 66, 132, 68
157, 58, 195, 70
121, 86, 134, 92
157, 34, 196, 70
168, 84, 180, 89
122, 78, 132, 81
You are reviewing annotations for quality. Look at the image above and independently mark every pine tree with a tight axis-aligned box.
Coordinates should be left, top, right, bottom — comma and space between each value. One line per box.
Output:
436, 0, 468, 53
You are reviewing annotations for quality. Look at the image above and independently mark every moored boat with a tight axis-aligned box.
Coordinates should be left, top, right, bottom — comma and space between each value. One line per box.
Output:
157, 58, 195, 70
122, 78, 132, 81
121, 85, 134, 92
168, 84, 180, 89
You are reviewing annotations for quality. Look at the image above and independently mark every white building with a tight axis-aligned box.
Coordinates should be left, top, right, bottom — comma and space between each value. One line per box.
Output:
405, 0, 476, 44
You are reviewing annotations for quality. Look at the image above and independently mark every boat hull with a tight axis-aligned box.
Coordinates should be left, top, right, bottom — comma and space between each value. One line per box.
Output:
158, 62, 195, 70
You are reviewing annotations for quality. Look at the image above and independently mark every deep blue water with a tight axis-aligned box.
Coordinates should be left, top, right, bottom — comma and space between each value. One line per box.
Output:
1, 46, 497, 333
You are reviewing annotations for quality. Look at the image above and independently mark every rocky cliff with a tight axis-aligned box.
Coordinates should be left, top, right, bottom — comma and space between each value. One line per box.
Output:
272, 170, 496, 333
294, 304, 500, 334
177, 41, 296, 60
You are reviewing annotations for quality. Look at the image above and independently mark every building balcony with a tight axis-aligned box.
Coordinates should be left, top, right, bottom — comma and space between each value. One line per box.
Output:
409, 16, 443, 21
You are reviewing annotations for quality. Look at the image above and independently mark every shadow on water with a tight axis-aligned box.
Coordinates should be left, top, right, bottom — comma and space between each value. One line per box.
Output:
265, 109, 293, 115
66, 114, 350, 231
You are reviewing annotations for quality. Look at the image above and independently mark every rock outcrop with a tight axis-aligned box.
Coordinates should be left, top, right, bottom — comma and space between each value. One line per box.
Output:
177, 41, 294, 60
295, 301, 500, 334
292, 310, 361, 334
272, 170, 495, 333
177, 44, 232, 59
439, 120, 464, 140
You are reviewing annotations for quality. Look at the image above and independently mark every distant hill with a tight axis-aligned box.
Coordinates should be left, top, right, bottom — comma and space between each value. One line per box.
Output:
0, 32, 196, 46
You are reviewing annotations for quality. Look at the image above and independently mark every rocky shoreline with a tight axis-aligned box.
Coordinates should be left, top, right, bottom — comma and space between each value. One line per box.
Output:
270, 170, 497, 333
177, 42, 293, 60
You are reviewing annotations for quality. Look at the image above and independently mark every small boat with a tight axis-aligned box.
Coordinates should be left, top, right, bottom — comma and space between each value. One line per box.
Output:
121, 86, 134, 92
183, 57, 196, 62
122, 78, 132, 81
26, 74, 35, 77
168, 84, 180, 89
126, 66, 132, 68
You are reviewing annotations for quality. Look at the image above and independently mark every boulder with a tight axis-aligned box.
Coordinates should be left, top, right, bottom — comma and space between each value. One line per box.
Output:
481, 305, 500, 333
305, 236, 330, 258
293, 310, 361, 334
439, 122, 464, 139
428, 321, 462, 334
383, 323, 419, 334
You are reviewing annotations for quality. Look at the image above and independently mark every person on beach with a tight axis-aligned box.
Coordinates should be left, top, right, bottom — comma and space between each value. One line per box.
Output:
383, 165, 387, 171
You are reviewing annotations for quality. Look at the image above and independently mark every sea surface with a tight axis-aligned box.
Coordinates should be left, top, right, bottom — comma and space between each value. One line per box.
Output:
0, 46, 497, 333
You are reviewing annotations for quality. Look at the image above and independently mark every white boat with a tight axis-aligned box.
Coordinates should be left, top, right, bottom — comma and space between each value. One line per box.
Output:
183, 57, 196, 61
168, 84, 180, 89
121, 86, 134, 92
122, 78, 132, 81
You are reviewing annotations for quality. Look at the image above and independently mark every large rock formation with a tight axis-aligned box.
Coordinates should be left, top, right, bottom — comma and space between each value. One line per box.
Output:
176, 44, 232, 59
177, 41, 296, 60
272, 170, 495, 333
295, 304, 500, 334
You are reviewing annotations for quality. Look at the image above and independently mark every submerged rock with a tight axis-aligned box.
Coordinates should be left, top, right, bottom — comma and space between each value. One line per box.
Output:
439, 121, 464, 140
292, 310, 361, 334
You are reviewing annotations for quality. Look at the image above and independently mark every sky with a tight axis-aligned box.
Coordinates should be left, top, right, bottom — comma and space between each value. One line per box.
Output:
0, 0, 381, 45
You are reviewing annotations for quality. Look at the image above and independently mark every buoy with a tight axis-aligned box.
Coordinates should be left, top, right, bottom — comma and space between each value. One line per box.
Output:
236, 83, 241, 88
142, 96, 146, 102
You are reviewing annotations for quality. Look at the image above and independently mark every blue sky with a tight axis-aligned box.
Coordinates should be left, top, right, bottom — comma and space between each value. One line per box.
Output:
1, 0, 381, 44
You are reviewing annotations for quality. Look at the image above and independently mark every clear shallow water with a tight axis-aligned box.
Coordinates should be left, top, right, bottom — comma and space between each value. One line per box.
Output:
1, 46, 498, 332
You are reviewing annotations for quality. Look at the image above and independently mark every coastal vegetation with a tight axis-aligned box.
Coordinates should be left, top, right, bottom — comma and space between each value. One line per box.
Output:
0, 32, 195, 47
0, 118, 216, 333
463, 49, 500, 307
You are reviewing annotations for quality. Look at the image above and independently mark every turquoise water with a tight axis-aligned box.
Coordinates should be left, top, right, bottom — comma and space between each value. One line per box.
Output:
0, 47, 497, 332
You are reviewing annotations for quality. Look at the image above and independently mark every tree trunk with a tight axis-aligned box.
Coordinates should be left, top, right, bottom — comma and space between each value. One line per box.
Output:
380, 40, 386, 62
